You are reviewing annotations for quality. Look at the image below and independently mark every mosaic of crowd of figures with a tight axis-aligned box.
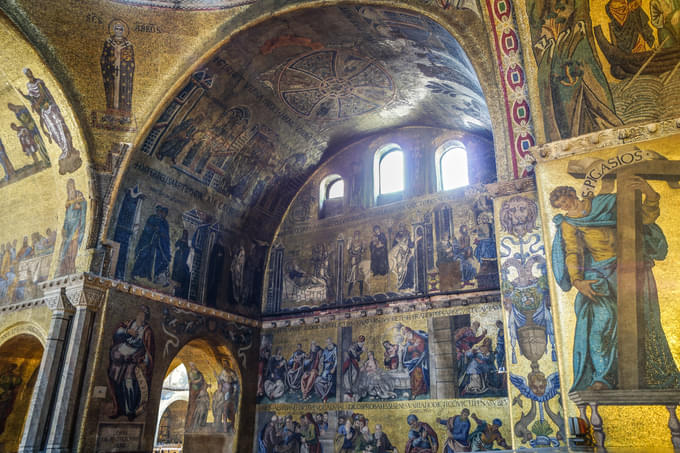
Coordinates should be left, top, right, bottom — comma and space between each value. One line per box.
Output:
522, 0, 680, 140
537, 136, 680, 446
265, 127, 496, 314
257, 303, 507, 409
254, 401, 511, 453
0, 19, 90, 308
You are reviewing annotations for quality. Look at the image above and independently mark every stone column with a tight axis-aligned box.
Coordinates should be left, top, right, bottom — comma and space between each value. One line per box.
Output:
18, 288, 75, 453
44, 284, 106, 453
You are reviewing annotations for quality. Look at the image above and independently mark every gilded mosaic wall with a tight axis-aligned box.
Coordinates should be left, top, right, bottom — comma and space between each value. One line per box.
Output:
0, 15, 91, 308
493, 190, 563, 448
517, 0, 680, 142
255, 301, 511, 451
79, 289, 257, 453
536, 134, 680, 447
101, 2, 496, 317
265, 127, 497, 314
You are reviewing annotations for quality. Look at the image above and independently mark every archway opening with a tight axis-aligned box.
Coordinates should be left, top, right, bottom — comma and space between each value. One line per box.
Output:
153, 338, 241, 453
0, 334, 43, 453
154, 364, 189, 452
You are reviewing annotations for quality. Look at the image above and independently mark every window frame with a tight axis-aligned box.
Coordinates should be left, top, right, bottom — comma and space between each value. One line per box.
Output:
436, 140, 469, 192
325, 177, 344, 200
374, 143, 405, 204
319, 174, 345, 218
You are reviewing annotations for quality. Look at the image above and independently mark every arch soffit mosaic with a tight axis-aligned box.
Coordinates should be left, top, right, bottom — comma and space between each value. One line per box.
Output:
103, 1, 509, 246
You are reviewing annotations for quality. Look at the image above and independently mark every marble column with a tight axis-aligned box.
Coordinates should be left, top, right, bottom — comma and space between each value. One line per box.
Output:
18, 288, 75, 453
44, 284, 106, 453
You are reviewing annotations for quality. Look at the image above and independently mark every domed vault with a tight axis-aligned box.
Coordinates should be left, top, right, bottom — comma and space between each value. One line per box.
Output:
106, 4, 495, 316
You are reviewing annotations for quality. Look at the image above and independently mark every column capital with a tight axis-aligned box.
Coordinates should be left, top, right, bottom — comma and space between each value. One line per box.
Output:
43, 290, 75, 314
64, 284, 106, 312
75, 285, 107, 311
39, 273, 106, 313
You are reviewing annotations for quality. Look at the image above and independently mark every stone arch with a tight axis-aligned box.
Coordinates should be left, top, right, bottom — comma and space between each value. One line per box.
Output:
101, 2, 508, 318
0, 321, 47, 349
156, 337, 243, 453
156, 399, 189, 448
102, 2, 509, 236
0, 333, 44, 453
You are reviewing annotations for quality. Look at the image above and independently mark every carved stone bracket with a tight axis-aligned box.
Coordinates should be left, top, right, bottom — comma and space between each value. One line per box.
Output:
532, 117, 680, 163
42, 290, 75, 315
65, 285, 106, 311
486, 177, 536, 197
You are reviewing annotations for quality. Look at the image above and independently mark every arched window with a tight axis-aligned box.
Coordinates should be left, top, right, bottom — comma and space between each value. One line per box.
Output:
374, 144, 404, 204
319, 174, 344, 218
437, 141, 469, 191
326, 178, 344, 200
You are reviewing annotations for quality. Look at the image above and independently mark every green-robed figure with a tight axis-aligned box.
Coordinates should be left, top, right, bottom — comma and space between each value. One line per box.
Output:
550, 178, 679, 391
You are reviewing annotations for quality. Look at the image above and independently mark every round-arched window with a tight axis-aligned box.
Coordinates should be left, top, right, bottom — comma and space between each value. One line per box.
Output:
326, 178, 344, 200
438, 143, 468, 191
378, 146, 404, 195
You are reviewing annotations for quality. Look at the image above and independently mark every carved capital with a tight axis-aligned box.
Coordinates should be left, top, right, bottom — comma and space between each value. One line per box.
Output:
65, 285, 106, 311
81, 286, 107, 310
43, 289, 75, 314
39, 274, 106, 312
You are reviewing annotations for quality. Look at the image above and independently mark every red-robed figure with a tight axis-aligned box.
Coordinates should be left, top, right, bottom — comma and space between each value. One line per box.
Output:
107, 306, 154, 420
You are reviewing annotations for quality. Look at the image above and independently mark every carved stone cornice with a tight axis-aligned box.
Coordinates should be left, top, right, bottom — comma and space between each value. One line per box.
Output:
38, 273, 106, 313
486, 177, 536, 197
260, 290, 501, 329
0, 298, 47, 314
82, 274, 259, 327
531, 117, 680, 162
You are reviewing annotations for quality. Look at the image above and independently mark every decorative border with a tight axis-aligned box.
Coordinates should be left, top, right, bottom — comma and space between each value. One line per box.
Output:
484, 0, 536, 178
106, 0, 255, 10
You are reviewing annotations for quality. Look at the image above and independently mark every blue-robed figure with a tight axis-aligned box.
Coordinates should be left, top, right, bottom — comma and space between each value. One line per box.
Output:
314, 339, 337, 402
131, 205, 171, 284
550, 182, 679, 391
439, 409, 471, 453
57, 179, 87, 276
401, 326, 429, 398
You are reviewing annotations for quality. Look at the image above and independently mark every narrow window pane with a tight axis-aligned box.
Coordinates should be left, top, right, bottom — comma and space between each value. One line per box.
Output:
441, 148, 468, 190
327, 179, 344, 199
380, 150, 404, 194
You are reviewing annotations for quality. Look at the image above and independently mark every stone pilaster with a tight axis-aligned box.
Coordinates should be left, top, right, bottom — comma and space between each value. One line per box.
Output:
44, 282, 106, 453
18, 287, 75, 453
